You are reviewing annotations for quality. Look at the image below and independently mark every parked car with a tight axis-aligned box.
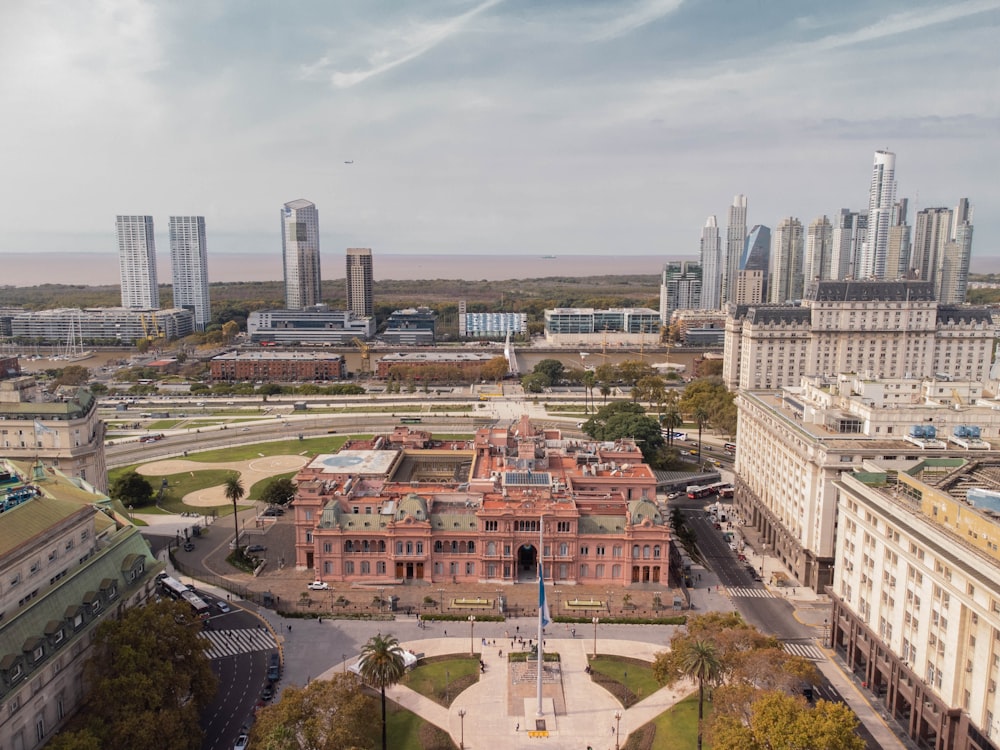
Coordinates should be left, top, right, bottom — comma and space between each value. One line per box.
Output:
261, 683, 274, 701
183, 542, 195, 552
308, 580, 329, 591
267, 653, 281, 681
262, 507, 285, 517
246, 544, 266, 553
233, 733, 249, 750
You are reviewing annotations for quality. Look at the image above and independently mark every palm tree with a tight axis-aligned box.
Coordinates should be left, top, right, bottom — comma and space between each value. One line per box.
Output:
693, 407, 709, 468
582, 370, 596, 414
224, 475, 245, 551
680, 640, 721, 750
600, 383, 611, 405
661, 407, 682, 447
359, 633, 407, 750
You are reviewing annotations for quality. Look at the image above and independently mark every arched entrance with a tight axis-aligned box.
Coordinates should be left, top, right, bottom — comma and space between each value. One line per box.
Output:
517, 544, 538, 582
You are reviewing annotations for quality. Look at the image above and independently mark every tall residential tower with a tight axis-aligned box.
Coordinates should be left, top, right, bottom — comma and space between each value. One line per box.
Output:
699, 216, 722, 310
281, 199, 321, 310
857, 150, 897, 279
168, 216, 211, 331
115, 215, 159, 310
769, 217, 804, 304
723, 194, 747, 305
346, 247, 374, 318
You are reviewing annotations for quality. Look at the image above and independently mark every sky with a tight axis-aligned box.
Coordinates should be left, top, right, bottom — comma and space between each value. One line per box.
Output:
0, 0, 998, 258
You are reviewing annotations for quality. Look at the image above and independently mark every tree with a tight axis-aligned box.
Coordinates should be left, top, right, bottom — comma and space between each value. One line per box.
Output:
533, 358, 565, 385
481, 355, 509, 382
711, 691, 866, 750
679, 640, 722, 750
260, 477, 297, 506
660, 406, 682, 446
108, 470, 154, 508
584, 401, 664, 463
358, 633, 407, 750
224, 475, 246, 550
52, 365, 91, 386
521, 372, 548, 393
222, 320, 240, 343
582, 370, 596, 413
250, 674, 375, 750
693, 407, 709, 465
54, 600, 217, 750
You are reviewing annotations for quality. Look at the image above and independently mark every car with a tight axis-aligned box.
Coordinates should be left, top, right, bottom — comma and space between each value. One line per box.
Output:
262, 507, 285, 517
267, 653, 281, 681
261, 683, 274, 701
729, 542, 738, 552
216, 600, 231, 613
241, 427, 251, 432
308, 580, 329, 591
183, 542, 195, 551
233, 733, 249, 750
713, 523, 722, 531
246, 544, 266, 553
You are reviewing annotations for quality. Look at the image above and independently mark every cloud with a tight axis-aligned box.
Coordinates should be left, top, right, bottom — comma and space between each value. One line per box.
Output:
587, 0, 684, 42
303, 0, 505, 89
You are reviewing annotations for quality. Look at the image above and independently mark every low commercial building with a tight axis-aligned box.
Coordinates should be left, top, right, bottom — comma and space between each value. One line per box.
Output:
0, 377, 107, 493
382, 307, 437, 346
0, 459, 160, 750
375, 351, 496, 380
292, 417, 669, 586
832, 459, 1000, 750
210, 351, 345, 382
544, 307, 661, 346
247, 306, 375, 347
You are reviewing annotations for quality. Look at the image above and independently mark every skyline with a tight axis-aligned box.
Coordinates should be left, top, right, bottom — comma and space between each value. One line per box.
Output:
1, 1, 998, 258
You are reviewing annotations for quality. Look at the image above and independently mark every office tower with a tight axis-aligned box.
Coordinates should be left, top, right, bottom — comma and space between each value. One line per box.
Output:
734, 225, 770, 304
281, 199, 321, 310
116, 215, 159, 310
883, 199, 911, 280
830, 209, 866, 280
699, 216, 722, 310
768, 217, 803, 303
659, 261, 701, 322
168, 216, 211, 331
345, 247, 374, 318
912, 207, 953, 290
937, 198, 974, 304
722, 195, 747, 305
857, 150, 897, 279
803, 215, 833, 283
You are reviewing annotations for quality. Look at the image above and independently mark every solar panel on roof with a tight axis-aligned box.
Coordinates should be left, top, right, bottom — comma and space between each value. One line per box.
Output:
504, 471, 551, 486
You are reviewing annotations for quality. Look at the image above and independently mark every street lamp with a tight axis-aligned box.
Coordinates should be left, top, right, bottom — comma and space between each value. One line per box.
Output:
446, 670, 450, 704
342, 653, 347, 674
458, 708, 466, 749
468, 615, 476, 655
592, 616, 600, 658
439, 588, 445, 613
614, 710, 622, 750
623, 670, 628, 706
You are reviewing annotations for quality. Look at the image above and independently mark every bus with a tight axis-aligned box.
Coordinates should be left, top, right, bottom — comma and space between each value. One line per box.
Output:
157, 574, 210, 619
400, 417, 422, 424
687, 482, 728, 499
723, 442, 736, 454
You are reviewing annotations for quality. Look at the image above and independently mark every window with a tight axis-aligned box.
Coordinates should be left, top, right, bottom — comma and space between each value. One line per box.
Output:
344, 561, 354, 574
559, 543, 569, 557
360, 561, 370, 574
484, 520, 498, 532
557, 521, 570, 532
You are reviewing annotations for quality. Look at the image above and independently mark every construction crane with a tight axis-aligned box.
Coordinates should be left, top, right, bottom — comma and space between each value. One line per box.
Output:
352, 337, 372, 375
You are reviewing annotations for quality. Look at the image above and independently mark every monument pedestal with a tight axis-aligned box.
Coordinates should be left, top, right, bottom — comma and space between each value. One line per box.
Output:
522, 698, 556, 735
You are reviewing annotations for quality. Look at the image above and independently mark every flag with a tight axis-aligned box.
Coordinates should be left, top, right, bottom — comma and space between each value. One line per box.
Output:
539, 563, 551, 628
34, 420, 55, 436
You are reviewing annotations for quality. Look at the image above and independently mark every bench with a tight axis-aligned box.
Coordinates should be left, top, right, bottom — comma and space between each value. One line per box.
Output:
452, 598, 493, 609
565, 599, 604, 609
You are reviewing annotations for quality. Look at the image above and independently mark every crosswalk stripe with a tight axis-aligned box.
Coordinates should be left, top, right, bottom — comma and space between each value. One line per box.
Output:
200, 628, 277, 660
782, 643, 825, 660
726, 587, 774, 598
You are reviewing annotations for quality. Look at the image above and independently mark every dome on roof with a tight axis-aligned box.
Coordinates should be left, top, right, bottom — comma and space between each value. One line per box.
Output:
627, 499, 662, 526
397, 493, 429, 521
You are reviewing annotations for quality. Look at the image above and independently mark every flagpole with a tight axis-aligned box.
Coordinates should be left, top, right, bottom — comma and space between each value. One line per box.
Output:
537, 515, 544, 716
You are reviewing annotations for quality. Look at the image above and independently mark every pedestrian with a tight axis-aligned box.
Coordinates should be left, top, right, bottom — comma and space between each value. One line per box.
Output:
288, 624, 292, 632
498, 649, 502, 658
516, 625, 520, 634
444, 629, 448, 637
571, 628, 576, 638
516, 723, 519, 732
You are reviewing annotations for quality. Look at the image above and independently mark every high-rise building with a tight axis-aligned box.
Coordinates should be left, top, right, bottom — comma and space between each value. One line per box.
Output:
857, 150, 897, 279
168, 216, 210, 331
699, 216, 721, 310
830, 209, 866, 280
803, 215, 833, 283
345, 247, 374, 318
912, 206, 953, 289
733, 225, 770, 305
116, 215, 158, 310
768, 217, 804, 304
281, 199, 321, 310
883, 199, 911, 280
659, 261, 701, 322
937, 198, 974, 304
722, 195, 747, 305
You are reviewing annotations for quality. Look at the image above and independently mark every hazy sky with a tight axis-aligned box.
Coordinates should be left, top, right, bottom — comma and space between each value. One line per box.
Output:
1, 0, 997, 257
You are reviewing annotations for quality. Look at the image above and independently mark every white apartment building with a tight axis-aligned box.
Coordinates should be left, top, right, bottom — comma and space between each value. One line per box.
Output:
8, 307, 194, 346
459, 310, 528, 338
115, 215, 158, 310
723, 281, 996, 392
832, 460, 1000, 750
735, 373, 1000, 593
0, 459, 159, 750
168, 216, 211, 331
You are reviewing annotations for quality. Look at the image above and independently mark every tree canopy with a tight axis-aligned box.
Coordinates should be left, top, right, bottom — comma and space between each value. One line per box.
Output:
52, 599, 217, 750
711, 691, 866, 750
260, 477, 297, 506
108, 470, 154, 508
250, 674, 376, 750
582, 400, 664, 463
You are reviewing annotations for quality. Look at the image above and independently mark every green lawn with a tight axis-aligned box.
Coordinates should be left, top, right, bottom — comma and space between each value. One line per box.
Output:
626, 691, 713, 750
181, 435, 354, 463
386, 702, 457, 750
589, 655, 660, 707
402, 656, 480, 706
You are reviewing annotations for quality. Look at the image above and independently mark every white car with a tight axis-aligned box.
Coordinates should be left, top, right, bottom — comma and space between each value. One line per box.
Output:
308, 580, 329, 591
233, 734, 249, 750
